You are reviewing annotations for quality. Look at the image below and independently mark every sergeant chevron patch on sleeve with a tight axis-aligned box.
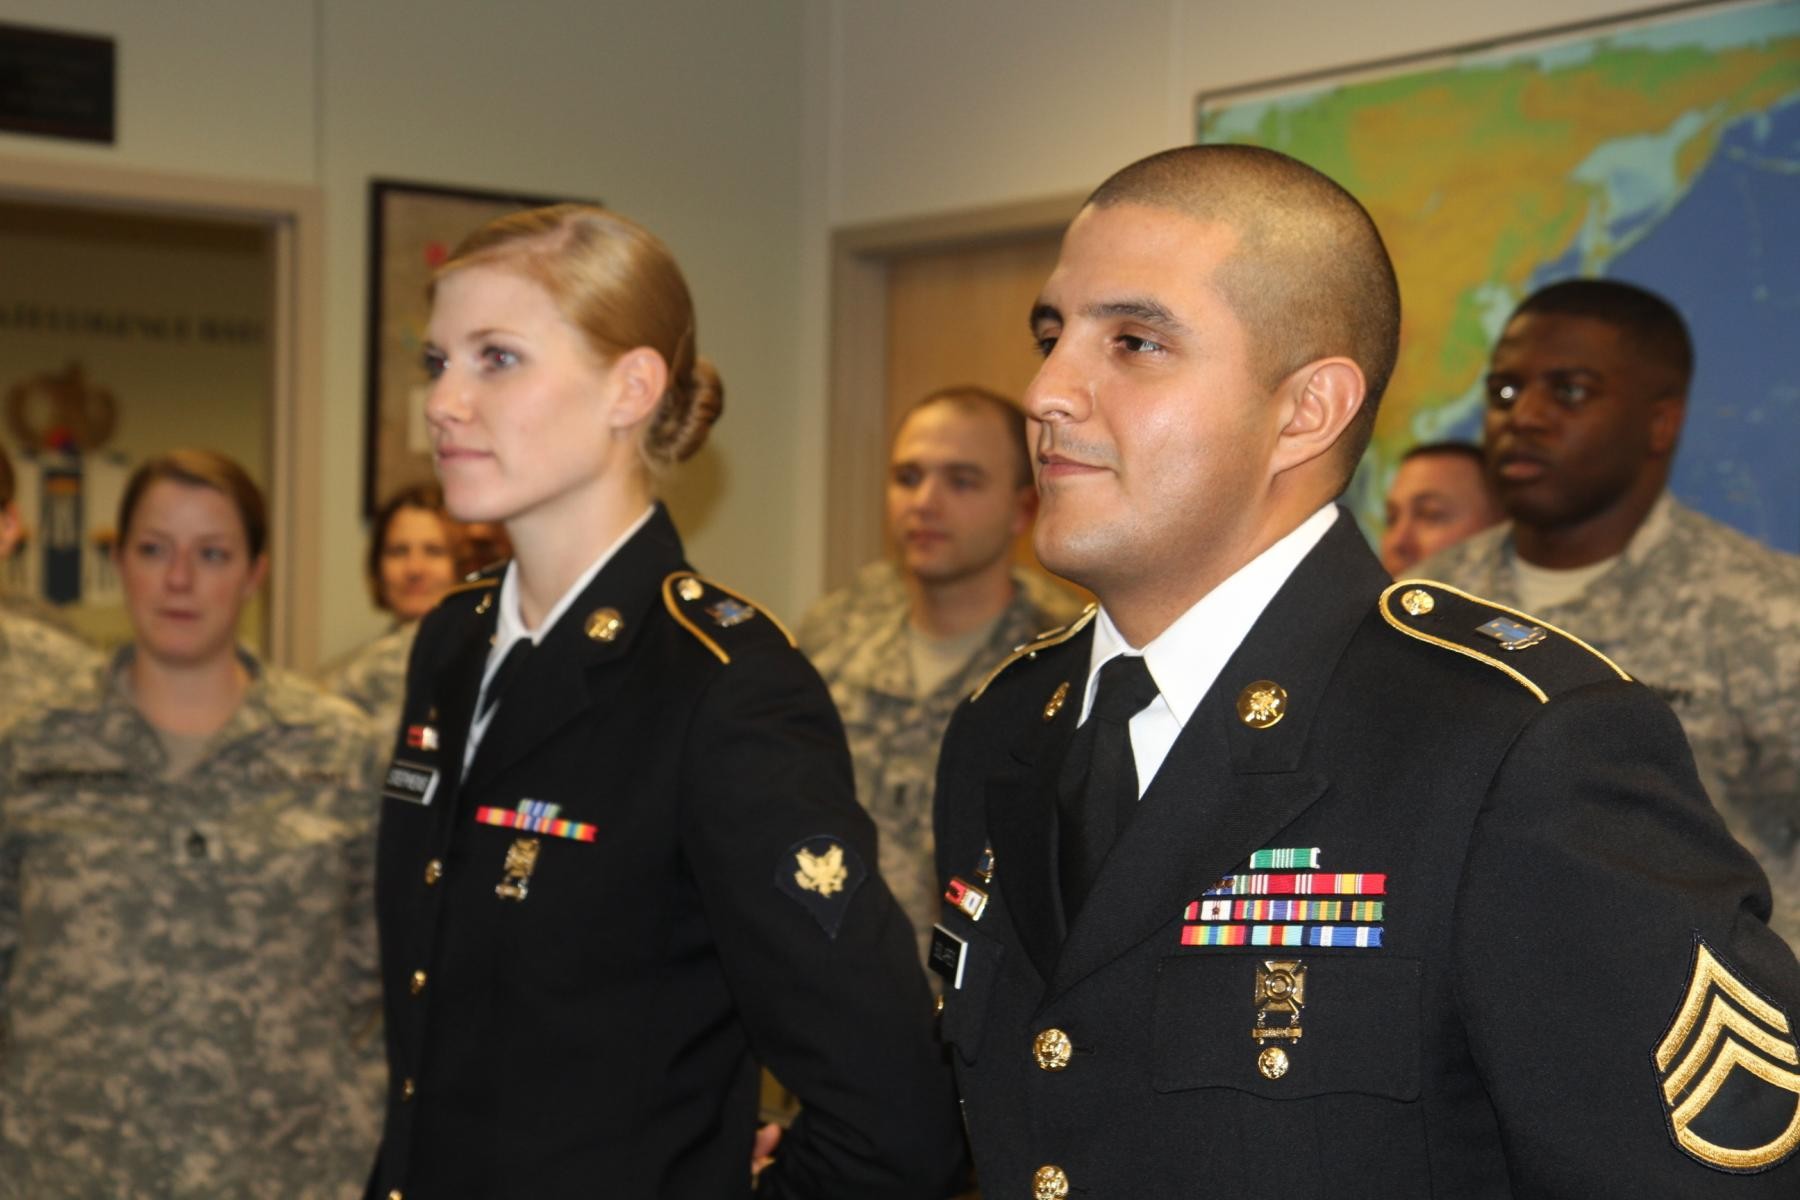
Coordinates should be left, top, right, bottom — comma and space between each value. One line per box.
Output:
1652, 936, 1800, 1173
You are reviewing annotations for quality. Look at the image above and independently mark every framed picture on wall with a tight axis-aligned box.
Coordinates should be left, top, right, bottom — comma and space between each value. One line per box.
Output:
1194, 0, 1800, 553
363, 179, 589, 515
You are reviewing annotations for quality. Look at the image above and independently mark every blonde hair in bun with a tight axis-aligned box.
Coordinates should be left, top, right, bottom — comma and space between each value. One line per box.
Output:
432, 203, 724, 473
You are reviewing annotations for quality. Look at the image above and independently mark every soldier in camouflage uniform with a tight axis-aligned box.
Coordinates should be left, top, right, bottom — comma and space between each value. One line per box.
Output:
0, 653, 385, 1198
319, 483, 462, 734
0, 449, 385, 1198
1417, 279, 1800, 943
799, 388, 1080, 960
318, 620, 417, 737
0, 442, 102, 731
0, 605, 101, 732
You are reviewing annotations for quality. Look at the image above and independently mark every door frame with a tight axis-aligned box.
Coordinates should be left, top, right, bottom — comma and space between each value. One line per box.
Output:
0, 154, 325, 668
825, 192, 1084, 590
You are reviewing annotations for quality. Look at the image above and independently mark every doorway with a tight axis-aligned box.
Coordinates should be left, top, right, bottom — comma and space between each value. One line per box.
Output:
0, 154, 323, 667
0, 199, 275, 649
827, 194, 1084, 593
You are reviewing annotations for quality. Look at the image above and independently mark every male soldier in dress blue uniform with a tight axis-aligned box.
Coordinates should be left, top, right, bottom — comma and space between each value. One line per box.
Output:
929, 144, 1800, 1197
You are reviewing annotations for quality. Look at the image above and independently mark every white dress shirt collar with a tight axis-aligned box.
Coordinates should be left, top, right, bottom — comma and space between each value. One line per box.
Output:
465, 504, 656, 771
491, 504, 657, 652
1078, 504, 1339, 795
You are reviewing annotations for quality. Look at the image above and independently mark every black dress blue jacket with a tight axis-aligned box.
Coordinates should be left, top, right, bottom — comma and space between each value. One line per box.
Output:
369, 505, 963, 1199
933, 510, 1800, 1197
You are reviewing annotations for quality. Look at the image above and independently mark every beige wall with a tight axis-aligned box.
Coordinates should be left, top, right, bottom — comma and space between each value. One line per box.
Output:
790, 0, 1653, 607
0, 0, 807, 663
813, 0, 1652, 225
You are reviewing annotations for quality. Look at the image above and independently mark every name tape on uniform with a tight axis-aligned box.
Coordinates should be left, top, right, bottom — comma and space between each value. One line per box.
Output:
383, 760, 439, 807
929, 923, 968, 990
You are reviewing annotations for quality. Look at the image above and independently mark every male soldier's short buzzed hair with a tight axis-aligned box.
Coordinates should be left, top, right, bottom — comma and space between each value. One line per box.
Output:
1086, 145, 1401, 484
1510, 279, 1693, 390
898, 385, 1033, 489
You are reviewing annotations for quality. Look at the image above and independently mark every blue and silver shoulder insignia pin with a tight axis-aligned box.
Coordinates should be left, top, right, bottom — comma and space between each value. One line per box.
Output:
707, 598, 756, 628
1476, 616, 1547, 651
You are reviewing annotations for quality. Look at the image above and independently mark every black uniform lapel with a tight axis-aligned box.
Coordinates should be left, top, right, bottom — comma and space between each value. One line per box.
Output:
993, 723, 1072, 985
432, 595, 501, 802
984, 675, 1084, 984
462, 506, 685, 794
1047, 708, 1330, 998
1047, 511, 1387, 1000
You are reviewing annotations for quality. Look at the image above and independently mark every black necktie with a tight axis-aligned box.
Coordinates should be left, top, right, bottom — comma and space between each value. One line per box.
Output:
1056, 655, 1160, 921
476, 639, 533, 723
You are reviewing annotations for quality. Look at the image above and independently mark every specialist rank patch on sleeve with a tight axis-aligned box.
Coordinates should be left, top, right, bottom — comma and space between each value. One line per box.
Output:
1653, 936, 1800, 1173
776, 834, 867, 939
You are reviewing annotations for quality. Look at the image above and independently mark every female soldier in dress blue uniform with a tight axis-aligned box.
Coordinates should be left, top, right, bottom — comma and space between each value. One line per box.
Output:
366, 205, 963, 1199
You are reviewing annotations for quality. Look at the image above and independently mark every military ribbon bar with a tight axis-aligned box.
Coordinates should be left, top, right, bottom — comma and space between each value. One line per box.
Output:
1308, 925, 1384, 948
1184, 898, 1386, 922
1204, 872, 1387, 896
475, 803, 598, 843
1181, 924, 1307, 947
1181, 922, 1386, 949
1249, 847, 1321, 870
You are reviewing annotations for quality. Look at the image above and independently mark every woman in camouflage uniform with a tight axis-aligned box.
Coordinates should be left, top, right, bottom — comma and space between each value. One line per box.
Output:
0, 450, 384, 1198
320, 483, 467, 732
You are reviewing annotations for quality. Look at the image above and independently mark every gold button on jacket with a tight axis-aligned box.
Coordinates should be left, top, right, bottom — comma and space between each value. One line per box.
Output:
1032, 1027, 1073, 1071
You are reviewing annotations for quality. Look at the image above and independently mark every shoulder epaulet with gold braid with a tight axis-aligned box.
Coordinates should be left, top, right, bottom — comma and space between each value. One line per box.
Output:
1379, 579, 1629, 703
662, 571, 796, 665
430, 568, 503, 615
969, 603, 1098, 702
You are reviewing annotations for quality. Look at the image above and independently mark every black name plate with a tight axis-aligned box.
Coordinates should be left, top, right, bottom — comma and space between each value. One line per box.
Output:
0, 22, 116, 144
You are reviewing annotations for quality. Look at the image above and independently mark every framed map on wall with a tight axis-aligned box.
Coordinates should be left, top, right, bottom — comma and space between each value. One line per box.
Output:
1197, 0, 1800, 551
